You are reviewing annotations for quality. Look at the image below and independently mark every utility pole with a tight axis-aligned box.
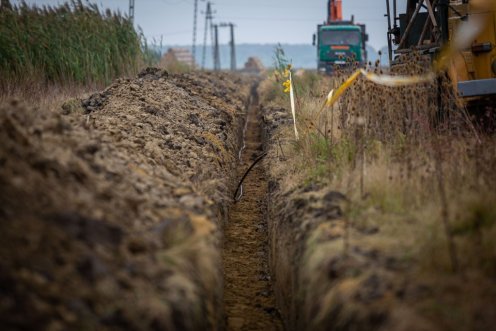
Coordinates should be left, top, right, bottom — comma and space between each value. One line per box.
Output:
385, 0, 393, 64
129, 0, 135, 24
201, 2, 214, 70
191, 0, 201, 68
213, 24, 221, 71
160, 35, 163, 56
219, 22, 236, 71
229, 23, 236, 71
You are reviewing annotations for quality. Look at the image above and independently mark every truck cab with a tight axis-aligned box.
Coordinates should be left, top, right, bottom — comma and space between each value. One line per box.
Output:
315, 24, 366, 73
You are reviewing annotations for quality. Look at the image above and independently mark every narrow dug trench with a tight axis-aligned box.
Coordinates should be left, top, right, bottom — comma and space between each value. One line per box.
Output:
223, 85, 284, 331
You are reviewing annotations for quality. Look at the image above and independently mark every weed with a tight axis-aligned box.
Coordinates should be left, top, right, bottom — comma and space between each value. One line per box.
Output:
272, 43, 290, 82
262, 53, 496, 283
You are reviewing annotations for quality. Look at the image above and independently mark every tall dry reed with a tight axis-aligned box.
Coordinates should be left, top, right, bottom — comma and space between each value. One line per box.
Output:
0, 0, 142, 90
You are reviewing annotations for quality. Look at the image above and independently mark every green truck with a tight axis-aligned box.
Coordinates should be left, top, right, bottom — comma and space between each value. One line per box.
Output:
313, 1, 368, 73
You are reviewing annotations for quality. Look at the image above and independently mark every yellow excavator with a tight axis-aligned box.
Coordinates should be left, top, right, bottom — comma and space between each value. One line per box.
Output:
385, 0, 496, 99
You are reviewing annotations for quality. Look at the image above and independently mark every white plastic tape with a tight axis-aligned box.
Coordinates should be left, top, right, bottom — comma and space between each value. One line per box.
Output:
360, 69, 435, 87
289, 71, 299, 140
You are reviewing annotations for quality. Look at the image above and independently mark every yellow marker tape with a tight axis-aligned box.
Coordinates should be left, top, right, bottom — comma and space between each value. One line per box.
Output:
320, 69, 435, 112
318, 69, 361, 116
327, 69, 362, 107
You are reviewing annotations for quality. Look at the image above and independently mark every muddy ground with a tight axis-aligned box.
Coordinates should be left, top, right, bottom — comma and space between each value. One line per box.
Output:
0, 69, 253, 331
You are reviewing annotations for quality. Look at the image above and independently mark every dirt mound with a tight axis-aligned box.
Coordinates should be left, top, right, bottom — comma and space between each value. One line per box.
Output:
243, 57, 265, 74
0, 70, 251, 330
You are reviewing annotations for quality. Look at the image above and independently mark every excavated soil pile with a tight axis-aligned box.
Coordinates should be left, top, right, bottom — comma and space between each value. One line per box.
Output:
0, 69, 252, 331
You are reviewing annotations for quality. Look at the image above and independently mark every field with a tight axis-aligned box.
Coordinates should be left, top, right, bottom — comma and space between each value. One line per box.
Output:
0, 1, 495, 330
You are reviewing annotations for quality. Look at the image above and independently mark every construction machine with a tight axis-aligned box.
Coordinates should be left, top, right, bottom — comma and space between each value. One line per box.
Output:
313, 0, 368, 73
385, 0, 496, 99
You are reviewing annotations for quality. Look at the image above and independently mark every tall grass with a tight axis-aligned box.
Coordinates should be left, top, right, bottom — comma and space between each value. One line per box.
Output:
0, 0, 142, 90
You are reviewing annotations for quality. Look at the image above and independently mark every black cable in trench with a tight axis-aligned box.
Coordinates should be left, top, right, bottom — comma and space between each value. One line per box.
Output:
233, 152, 267, 202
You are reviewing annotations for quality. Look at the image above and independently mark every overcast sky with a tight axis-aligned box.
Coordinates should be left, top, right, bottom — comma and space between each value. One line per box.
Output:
15, 0, 407, 50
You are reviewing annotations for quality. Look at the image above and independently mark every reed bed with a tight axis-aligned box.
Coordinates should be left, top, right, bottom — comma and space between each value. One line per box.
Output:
0, 0, 142, 90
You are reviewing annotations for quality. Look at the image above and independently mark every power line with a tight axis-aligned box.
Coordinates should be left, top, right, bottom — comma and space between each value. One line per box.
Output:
160, 0, 190, 5
215, 16, 319, 22
215, 3, 321, 9
215, 16, 386, 22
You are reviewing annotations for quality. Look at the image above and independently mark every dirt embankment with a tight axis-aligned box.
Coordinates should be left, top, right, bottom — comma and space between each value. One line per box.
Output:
0, 69, 252, 330
260, 103, 496, 331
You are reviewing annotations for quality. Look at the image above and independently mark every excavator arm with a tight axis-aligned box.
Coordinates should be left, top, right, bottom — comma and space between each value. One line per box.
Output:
327, 0, 343, 23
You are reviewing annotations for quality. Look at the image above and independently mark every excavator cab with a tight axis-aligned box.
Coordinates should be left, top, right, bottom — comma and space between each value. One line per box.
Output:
385, 0, 496, 98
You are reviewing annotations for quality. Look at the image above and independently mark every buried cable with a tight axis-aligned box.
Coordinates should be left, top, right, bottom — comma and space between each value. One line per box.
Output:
233, 152, 268, 202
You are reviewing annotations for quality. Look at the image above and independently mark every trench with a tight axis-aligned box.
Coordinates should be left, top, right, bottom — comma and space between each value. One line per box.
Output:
222, 85, 284, 331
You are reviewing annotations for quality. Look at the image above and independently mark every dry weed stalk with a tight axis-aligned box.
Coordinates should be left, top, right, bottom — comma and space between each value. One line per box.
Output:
263, 50, 495, 275
343, 215, 351, 257
432, 137, 459, 273
295, 54, 486, 269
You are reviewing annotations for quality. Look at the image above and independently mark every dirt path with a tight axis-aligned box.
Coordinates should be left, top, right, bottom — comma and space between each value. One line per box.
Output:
223, 86, 284, 331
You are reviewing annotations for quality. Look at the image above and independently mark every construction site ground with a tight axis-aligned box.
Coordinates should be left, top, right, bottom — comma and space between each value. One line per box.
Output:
1, 68, 495, 331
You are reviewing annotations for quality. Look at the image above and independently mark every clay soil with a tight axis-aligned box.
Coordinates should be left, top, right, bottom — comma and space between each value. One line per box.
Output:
0, 69, 253, 331
223, 88, 284, 331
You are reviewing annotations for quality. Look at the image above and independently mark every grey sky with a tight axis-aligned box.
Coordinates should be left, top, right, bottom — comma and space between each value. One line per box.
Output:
15, 0, 407, 50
